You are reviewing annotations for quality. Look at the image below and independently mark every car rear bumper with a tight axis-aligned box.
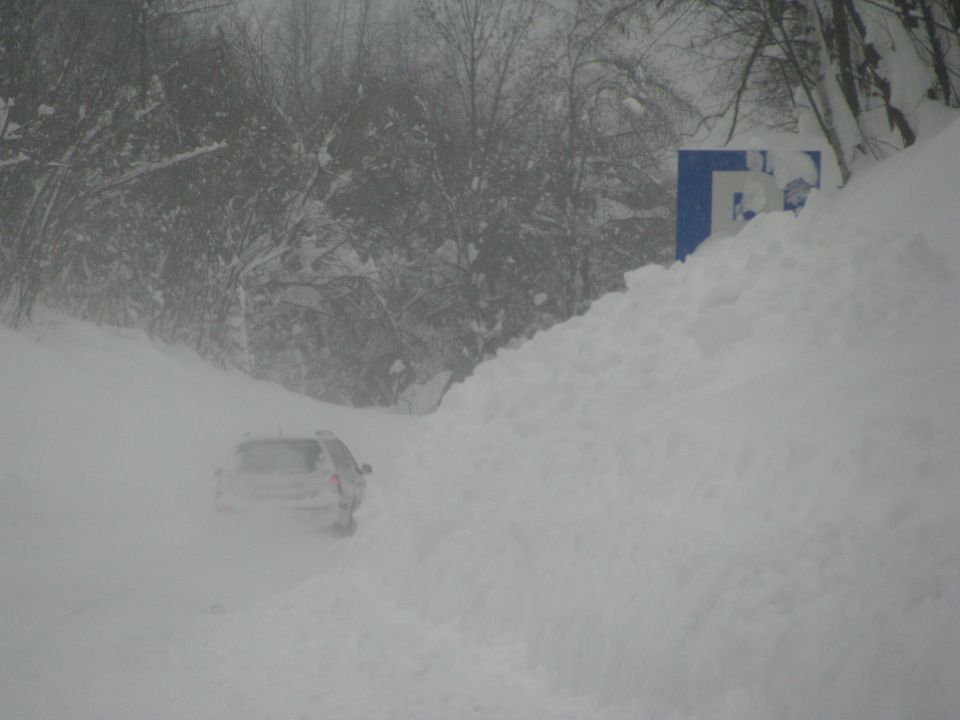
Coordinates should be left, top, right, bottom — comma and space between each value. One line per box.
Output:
216, 488, 347, 515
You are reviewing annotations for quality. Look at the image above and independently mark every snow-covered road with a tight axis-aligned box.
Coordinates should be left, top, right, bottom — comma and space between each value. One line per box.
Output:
2, 497, 333, 714
2, 496, 611, 720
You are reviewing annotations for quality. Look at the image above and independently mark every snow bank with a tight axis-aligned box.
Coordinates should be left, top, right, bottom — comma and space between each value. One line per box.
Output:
353, 119, 960, 718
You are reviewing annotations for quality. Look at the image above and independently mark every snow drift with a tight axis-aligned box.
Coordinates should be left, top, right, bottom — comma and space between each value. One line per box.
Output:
350, 118, 960, 718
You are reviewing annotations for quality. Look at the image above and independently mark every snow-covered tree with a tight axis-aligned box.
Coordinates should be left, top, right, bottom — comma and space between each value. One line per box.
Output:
663, 0, 960, 183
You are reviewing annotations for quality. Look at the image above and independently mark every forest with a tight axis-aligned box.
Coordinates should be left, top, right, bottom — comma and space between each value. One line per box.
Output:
1, 0, 957, 408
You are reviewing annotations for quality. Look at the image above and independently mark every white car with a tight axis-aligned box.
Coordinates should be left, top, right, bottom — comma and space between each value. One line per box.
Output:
215, 431, 371, 535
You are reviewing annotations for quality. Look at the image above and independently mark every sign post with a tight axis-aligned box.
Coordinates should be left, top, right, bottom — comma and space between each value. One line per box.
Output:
676, 149, 821, 261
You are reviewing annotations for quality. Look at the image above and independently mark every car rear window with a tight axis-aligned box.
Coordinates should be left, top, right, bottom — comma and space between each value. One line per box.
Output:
237, 439, 321, 473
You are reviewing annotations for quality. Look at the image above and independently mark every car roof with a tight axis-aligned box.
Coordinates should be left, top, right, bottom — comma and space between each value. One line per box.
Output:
236, 431, 338, 445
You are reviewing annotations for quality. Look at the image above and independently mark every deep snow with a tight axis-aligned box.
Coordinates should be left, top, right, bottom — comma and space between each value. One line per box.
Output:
2, 117, 959, 719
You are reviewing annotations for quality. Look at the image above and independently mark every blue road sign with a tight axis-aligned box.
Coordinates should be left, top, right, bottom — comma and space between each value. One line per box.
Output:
676, 149, 821, 261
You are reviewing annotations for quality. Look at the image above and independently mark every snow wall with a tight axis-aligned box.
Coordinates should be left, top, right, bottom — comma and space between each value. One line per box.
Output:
353, 118, 960, 719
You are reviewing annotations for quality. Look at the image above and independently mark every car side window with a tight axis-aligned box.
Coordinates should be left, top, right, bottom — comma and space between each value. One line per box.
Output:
337, 441, 360, 471
326, 440, 354, 473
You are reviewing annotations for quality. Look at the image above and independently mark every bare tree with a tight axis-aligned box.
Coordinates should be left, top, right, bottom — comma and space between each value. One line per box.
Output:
538, 0, 689, 315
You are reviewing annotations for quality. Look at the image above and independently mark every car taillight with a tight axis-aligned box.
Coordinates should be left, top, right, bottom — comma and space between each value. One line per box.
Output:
329, 474, 342, 494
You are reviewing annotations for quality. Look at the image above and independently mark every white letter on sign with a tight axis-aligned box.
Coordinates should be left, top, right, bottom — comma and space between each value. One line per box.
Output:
710, 170, 783, 238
